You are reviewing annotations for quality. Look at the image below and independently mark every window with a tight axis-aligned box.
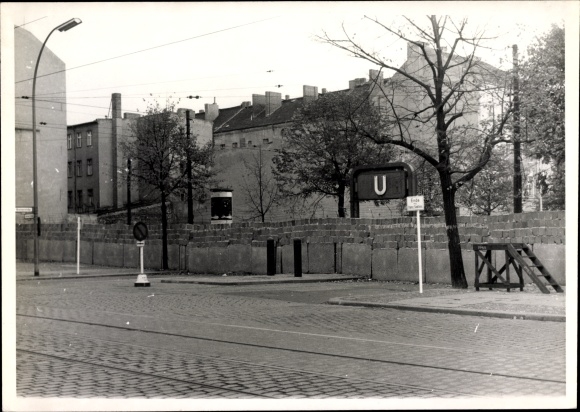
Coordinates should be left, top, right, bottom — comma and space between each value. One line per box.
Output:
87, 189, 94, 206
232, 142, 238, 148
220, 144, 226, 149
76, 132, 82, 148
67, 162, 72, 178
86, 130, 92, 146
76, 160, 82, 177
247, 140, 252, 146
87, 159, 93, 176
67, 191, 72, 208
262, 138, 269, 144
67, 134, 72, 150
77, 190, 83, 207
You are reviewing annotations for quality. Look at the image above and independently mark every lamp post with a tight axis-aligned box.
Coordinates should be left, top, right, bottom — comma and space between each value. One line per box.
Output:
32, 18, 82, 276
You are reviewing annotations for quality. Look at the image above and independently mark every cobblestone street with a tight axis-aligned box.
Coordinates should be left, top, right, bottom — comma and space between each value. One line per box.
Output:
12, 276, 568, 407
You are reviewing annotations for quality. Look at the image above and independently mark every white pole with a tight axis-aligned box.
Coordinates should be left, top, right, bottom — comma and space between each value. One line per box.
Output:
416, 210, 423, 294
140, 244, 144, 274
77, 216, 81, 275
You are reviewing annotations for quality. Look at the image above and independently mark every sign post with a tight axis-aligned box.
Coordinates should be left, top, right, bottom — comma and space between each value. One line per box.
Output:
133, 222, 150, 287
407, 196, 425, 293
77, 217, 81, 275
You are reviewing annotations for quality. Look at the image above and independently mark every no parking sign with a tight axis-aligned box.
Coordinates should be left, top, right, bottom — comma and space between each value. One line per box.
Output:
133, 222, 150, 287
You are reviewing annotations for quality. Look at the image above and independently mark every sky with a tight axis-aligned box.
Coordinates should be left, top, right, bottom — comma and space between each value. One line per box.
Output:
2, 1, 574, 125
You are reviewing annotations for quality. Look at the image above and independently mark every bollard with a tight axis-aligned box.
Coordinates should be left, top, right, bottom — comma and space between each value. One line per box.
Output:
293, 239, 302, 277
267, 238, 276, 276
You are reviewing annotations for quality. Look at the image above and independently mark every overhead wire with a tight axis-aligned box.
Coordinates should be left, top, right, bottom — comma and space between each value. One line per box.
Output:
15, 16, 280, 84
34, 69, 281, 98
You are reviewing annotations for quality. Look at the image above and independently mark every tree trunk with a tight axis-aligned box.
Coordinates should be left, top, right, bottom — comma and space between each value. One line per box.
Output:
337, 185, 346, 218
160, 190, 169, 270
439, 171, 468, 288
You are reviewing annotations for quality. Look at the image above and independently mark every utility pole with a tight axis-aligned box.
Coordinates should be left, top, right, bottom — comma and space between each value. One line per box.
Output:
513, 44, 522, 213
186, 110, 194, 224
127, 157, 132, 225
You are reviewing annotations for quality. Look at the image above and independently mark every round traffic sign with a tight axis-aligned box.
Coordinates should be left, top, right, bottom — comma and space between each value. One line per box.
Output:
133, 222, 148, 241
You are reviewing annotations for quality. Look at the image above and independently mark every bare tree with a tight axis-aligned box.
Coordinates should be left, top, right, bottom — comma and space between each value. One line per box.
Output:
322, 16, 514, 288
239, 146, 280, 222
120, 99, 213, 269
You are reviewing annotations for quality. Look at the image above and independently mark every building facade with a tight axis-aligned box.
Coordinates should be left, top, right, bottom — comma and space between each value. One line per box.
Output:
67, 94, 140, 213
14, 27, 68, 223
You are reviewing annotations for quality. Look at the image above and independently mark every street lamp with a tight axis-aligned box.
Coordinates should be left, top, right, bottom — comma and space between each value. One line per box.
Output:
32, 18, 82, 276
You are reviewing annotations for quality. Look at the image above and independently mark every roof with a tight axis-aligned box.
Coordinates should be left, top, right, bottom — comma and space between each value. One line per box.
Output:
203, 84, 375, 135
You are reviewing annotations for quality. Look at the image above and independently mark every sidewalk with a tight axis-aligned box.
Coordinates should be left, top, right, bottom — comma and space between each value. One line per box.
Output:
15, 261, 161, 279
14, 261, 566, 322
328, 287, 566, 322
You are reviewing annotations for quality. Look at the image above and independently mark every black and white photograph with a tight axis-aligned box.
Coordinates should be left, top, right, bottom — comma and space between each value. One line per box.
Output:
2, 1, 577, 410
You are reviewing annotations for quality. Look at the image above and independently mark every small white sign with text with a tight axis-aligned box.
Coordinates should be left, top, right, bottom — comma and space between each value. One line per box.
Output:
406, 195, 425, 211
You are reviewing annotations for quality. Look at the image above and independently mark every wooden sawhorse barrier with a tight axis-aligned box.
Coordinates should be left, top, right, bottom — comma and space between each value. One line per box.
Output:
473, 243, 563, 294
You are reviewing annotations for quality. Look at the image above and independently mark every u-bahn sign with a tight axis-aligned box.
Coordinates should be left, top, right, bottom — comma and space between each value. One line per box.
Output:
350, 162, 417, 217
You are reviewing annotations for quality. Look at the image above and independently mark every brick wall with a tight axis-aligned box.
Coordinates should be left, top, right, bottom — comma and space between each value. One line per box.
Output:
16, 211, 566, 285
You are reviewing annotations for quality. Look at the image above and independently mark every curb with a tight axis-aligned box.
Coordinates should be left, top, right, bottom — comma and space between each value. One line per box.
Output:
327, 298, 566, 322
16, 272, 163, 281
160, 276, 363, 286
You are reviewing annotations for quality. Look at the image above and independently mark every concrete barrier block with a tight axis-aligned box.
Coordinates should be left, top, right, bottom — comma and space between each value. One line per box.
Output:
187, 246, 209, 274
167, 244, 180, 270
424, 248, 449, 284
26, 239, 34, 261
80, 240, 93, 264
307, 243, 334, 274
208, 246, 229, 274
227, 244, 252, 273
281, 244, 293, 274
397, 248, 426, 282
251, 245, 267, 275
462, 249, 475, 287
39, 239, 50, 261
16, 238, 27, 260
94, 243, 123, 267
342, 243, 371, 276
532, 244, 566, 285
371, 248, 398, 280
143, 243, 162, 270
124, 243, 139, 269
48, 240, 64, 262
63, 240, 76, 263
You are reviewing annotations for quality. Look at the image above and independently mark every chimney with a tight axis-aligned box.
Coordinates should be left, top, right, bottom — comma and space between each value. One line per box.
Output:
265, 91, 282, 116
303, 85, 318, 104
348, 78, 366, 90
241, 101, 251, 108
204, 103, 219, 122
112, 93, 122, 119
111, 93, 122, 208
285, 95, 290, 100
252, 94, 266, 117
321, 88, 327, 94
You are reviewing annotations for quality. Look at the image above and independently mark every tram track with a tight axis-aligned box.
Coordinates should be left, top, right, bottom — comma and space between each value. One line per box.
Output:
17, 313, 565, 388
16, 327, 478, 399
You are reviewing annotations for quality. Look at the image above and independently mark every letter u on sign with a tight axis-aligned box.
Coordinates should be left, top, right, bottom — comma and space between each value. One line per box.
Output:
374, 175, 387, 196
